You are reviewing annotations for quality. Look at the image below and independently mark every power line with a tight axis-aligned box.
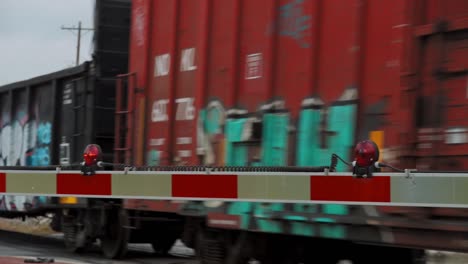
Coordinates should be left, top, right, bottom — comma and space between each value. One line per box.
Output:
61, 21, 94, 66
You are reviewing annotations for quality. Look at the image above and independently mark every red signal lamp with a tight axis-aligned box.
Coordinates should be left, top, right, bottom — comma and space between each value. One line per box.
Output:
81, 144, 103, 175
83, 144, 102, 166
354, 140, 379, 167
352, 140, 380, 178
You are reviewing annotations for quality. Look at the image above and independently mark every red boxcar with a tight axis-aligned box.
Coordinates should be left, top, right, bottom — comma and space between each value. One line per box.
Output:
119, 0, 468, 171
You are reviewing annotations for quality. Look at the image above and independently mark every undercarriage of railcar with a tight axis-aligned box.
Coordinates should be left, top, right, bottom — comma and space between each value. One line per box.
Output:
195, 226, 425, 264
50, 198, 184, 259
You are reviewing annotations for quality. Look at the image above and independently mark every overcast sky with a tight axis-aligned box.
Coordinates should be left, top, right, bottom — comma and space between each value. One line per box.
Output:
0, 0, 95, 86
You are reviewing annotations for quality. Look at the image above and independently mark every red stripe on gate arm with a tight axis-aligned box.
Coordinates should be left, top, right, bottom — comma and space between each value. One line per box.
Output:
57, 173, 112, 195
310, 176, 390, 202
172, 174, 237, 199
0, 173, 5, 192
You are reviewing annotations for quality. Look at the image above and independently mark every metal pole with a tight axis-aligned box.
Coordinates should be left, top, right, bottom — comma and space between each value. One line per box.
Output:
76, 21, 81, 66
61, 22, 93, 66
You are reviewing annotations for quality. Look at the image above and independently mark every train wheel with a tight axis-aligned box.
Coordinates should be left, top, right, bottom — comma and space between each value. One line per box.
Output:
149, 221, 183, 255
100, 208, 130, 259
62, 209, 93, 253
151, 234, 178, 255
197, 228, 226, 264
225, 231, 252, 264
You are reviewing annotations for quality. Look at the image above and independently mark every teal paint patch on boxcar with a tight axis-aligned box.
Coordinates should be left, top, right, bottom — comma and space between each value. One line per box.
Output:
261, 113, 289, 166
296, 101, 356, 171
327, 103, 357, 172
225, 118, 248, 166
225, 111, 289, 166
201, 107, 224, 135
253, 203, 285, 217
320, 225, 346, 239
227, 201, 253, 229
315, 217, 336, 223
293, 203, 318, 214
147, 150, 159, 166
322, 204, 349, 215
222, 201, 349, 238
296, 108, 321, 167
284, 215, 307, 221
257, 219, 283, 233
291, 222, 315, 236
314, 218, 346, 238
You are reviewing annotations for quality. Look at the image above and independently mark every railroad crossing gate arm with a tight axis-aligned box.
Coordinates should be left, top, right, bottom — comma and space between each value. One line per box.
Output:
1, 169, 468, 208
1, 140, 467, 208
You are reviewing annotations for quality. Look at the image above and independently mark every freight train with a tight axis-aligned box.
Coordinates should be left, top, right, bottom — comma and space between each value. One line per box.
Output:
2, 0, 468, 263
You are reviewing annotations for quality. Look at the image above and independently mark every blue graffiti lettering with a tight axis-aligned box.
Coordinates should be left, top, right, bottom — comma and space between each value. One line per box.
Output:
37, 122, 51, 145
277, 0, 312, 48
35, 147, 50, 166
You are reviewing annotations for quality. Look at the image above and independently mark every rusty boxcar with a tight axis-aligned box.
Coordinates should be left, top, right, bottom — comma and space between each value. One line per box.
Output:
118, 0, 468, 172
113, 1, 468, 262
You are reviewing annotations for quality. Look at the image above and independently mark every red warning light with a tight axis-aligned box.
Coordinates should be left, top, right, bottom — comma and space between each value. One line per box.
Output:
83, 144, 102, 166
354, 140, 379, 167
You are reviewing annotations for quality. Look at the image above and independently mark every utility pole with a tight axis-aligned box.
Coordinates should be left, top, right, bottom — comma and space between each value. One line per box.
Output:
61, 21, 94, 66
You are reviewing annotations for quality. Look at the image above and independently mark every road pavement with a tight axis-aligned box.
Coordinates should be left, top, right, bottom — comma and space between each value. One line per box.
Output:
0, 230, 197, 264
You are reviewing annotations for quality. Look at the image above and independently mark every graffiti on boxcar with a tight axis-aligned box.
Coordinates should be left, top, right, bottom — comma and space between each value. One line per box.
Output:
148, 87, 361, 170
1, 118, 50, 210
0, 95, 52, 168
223, 99, 289, 166
30, 121, 52, 166
268, 0, 312, 48
0, 124, 11, 165
0, 109, 30, 166
0, 195, 48, 212
0, 120, 51, 167
217, 202, 349, 238
192, 88, 360, 235
297, 87, 358, 171
195, 88, 358, 169
0, 108, 51, 212
198, 99, 226, 165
